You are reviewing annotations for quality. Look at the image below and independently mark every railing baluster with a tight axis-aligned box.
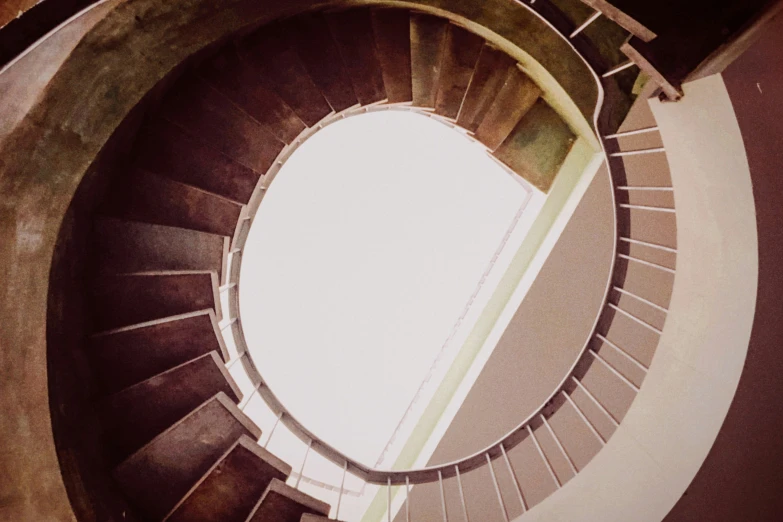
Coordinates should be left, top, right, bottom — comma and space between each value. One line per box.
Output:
295, 439, 312, 489
588, 349, 640, 391
437, 470, 449, 522
541, 415, 578, 476
619, 236, 677, 253
264, 411, 282, 448
388, 477, 392, 522
595, 332, 649, 372
618, 203, 675, 213
617, 253, 676, 275
486, 453, 509, 522
526, 425, 561, 488
612, 286, 669, 314
616, 185, 673, 191
604, 126, 659, 139
239, 384, 260, 411
602, 60, 635, 77
610, 146, 666, 157
454, 465, 470, 522
572, 377, 619, 426
405, 476, 411, 522
335, 461, 347, 521
562, 391, 605, 444
500, 443, 526, 513
570, 10, 601, 38
608, 302, 663, 334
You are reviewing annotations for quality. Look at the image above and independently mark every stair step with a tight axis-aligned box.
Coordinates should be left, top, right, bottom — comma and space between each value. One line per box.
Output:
101, 351, 242, 462
494, 99, 576, 192
455, 45, 516, 132
198, 48, 307, 145
92, 218, 229, 283
326, 9, 387, 106
288, 13, 358, 112
134, 117, 261, 204
164, 435, 291, 522
246, 478, 330, 522
410, 13, 448, 109
161, 73, 285, 174
89, 310, 228, 395
371, 9, 413, 104
114, 393, 261, 522
434, 24, 484, 119
238, 24, 333, 127
475, 65, 541, 151
103, 168, 244, 237
90, 271, 221, 331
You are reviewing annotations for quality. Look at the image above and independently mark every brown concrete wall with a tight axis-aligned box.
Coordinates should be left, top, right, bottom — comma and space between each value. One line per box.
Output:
662, 11, 783, 522
394, 165, 615, 522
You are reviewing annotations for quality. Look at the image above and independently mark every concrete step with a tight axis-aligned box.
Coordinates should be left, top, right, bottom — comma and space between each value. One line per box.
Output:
246, 478, 331, 522
164, 435, 291, 522
493, 99, 576, 192
371, 9, 413, 104
92, 218, 229, 283
325, 9, 387, 106
101, 351, 242, 462
288, 12, 358, 113
410, 13, 448, 109
103, 168, 244, 237
434, 24, 484, 120
134, 117, 261, 204
198, 48, 307, 144
161, 73, 285, 174
90, 271, 221, 331
474, 65, 541, 151
114, 393, 261, 522
89, 310, 228, 395
238, 24, 333, 127
455, 45, 516, 132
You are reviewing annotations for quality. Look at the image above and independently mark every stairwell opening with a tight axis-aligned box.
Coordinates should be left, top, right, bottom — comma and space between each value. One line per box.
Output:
237, 109, 542, 516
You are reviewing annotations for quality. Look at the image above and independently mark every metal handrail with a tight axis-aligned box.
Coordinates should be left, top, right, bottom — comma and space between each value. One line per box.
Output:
222, 0, 658, 498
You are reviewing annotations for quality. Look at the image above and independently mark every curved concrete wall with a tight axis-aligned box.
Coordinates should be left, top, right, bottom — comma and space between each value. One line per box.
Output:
513, 74, 757, 522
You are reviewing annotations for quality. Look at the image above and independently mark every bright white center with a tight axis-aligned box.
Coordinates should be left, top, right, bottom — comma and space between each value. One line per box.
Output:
241, 110, 526, 467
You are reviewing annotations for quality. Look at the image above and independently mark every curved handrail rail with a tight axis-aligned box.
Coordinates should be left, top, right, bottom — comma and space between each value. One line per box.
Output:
225, 0, 629, 488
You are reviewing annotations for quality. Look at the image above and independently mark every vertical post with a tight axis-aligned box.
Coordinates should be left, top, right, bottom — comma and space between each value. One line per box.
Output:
454, 465, 470, 522
405, 476, 411, 522
526, 425, 561, 488
485, 453, 509, 522
541, 415, 578, 476
335, 461, 347, 520
387, 477, 392, 522
264, 412, 283, 448
295, 439, 312, 489
438, 470, 448, 522
500, 443, 526, 513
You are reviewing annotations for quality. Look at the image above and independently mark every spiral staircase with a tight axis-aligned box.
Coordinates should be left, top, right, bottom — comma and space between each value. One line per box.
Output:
0, 0, 779, 521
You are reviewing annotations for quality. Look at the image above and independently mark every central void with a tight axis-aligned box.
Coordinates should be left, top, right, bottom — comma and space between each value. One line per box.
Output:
241, 111, 527, 467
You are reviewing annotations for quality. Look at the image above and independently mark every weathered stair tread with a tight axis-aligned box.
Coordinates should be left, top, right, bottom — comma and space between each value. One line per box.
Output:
494, 99, 577, 193
103, 168, 244, 237
90, 271, 221, 331
89, 310, 228, 395
161, 74, 285, 173
410, 13, 448, 109
288, 12, 358, 112
475, 65, 541, 151
326, 9, 387, 106
198, 48, 307, 145
92, 218, 229, 283
455, 44, 516, 132
246, 478, 331, 522
371, 9, 412, 104
434, 24, 484, 119
114, 393, 261, 522
238, 24, 333, 127
134, 117, 261, 204
164, 435, 291, 522
101, 351, 242, 462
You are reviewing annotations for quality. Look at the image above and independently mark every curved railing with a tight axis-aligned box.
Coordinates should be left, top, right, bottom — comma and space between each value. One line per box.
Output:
216, 2, 670, 516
